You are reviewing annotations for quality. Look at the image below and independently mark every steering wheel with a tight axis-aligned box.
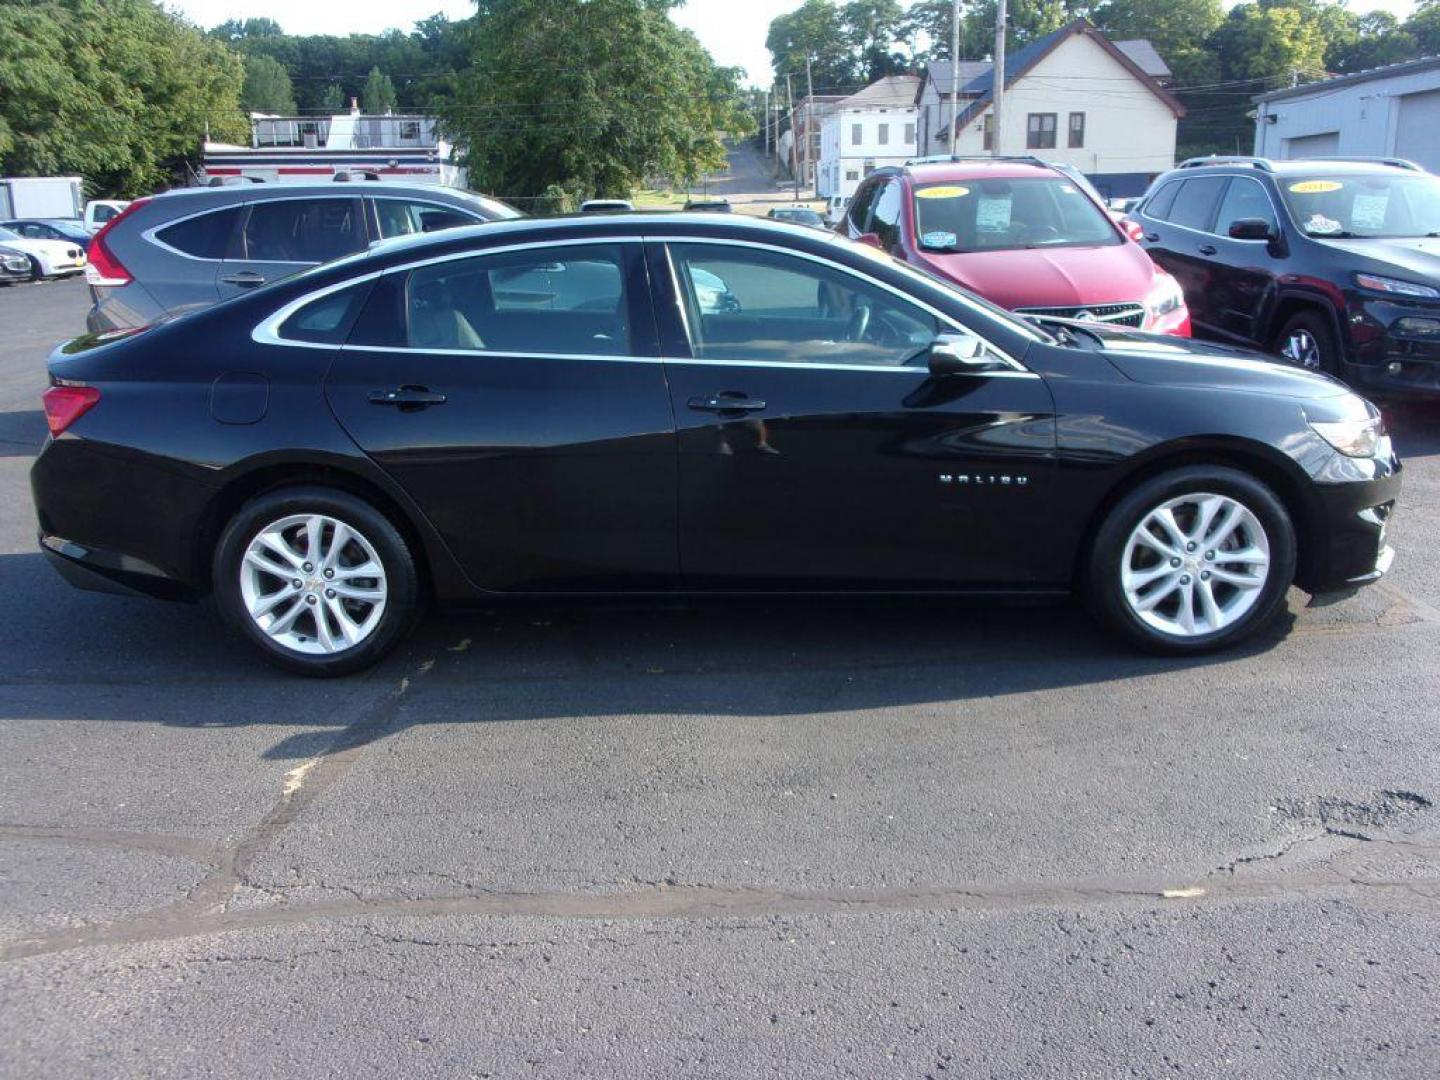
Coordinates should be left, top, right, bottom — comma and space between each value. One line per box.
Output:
846, 303, 872, 343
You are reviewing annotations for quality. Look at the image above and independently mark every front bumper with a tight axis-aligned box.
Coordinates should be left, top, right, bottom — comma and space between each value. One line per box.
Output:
1344, 295, 1440, 398
1299, 464, 1402, 594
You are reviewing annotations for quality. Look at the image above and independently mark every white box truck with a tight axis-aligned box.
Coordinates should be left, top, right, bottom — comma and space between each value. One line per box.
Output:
0, 176, 85, 221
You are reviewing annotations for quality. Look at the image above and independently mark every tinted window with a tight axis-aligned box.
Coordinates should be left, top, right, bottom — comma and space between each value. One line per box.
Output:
92, 204, 121, 224
847, 180, 882, 232
242, 198, 364, 263
405, 244, 630, 355
374, 199, 477, 239
1214, 178, 1278, 235
1168, 177, 1228, 232
278, 281, 372, 344
1143, 180, 1181, 221
870, 180, 903, 248
669, 242, 938, 368
156, 207, 243, 259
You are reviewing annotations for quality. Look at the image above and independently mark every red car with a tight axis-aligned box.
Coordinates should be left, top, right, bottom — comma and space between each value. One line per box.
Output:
836, 159, 1191, 336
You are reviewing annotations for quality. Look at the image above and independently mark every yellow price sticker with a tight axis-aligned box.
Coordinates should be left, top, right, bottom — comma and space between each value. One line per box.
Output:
916, 185, 970, 199
1288, 180, 1344, 194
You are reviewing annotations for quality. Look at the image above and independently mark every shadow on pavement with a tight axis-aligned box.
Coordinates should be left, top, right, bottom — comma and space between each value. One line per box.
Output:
0, 410, 45, 457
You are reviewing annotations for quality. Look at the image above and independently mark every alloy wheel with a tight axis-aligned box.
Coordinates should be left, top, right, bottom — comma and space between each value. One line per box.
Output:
1281, 329, 1321, 370
238, 513, 387, 655
1120, 492, 1271, 638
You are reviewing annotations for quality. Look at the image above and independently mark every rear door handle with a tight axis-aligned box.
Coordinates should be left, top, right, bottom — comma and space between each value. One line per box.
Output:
1198, 244, 1217, 256
1144, 232, 1159, 243
369, 385, 447, 409
688, 393, 767, 413
220, 271, 267, 287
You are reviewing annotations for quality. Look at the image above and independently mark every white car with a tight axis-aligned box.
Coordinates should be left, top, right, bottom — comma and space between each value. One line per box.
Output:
822, 194, 849, 227
0, 225, 86, 279
84, 199, 129, 234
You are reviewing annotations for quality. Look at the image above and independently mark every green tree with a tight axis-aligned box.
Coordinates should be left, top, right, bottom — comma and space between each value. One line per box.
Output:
1210, 3, 1328, 83
1405, 0, 1440, 55
361, 66, 397, 114
767, 0, 857, 90
242, 55, 297, 114
1330, 11, 1416, 73
843, 0, 907, 82
444, 0, 751, 202
0, 0, 248, 197
320, 84, 347, 113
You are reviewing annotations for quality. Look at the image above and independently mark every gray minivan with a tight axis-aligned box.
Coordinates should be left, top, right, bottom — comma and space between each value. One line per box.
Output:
85, 181, 521, 332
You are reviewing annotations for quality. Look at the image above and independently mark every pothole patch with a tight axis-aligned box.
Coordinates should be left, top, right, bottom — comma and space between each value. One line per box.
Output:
1272, 789, 1433, 840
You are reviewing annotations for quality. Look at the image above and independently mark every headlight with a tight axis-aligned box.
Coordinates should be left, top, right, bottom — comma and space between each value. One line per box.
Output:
1354, 272, 1440, 299
1147, 276, 1185, 317
1310, 417, 1385, 458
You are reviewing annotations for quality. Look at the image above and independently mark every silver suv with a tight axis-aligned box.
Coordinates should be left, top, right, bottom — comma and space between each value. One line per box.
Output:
85, 181, 521, 332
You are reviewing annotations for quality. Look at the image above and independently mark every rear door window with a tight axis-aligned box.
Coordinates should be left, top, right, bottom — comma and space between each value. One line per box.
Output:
373, 199, 479, 240
403, 244, 632, 355
155, 207, 243, 259
242, 198, 365, 263
1168, 177, 1228, 233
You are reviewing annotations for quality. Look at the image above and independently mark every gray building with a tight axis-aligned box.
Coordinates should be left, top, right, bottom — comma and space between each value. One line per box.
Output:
1253, 56, 1440, 172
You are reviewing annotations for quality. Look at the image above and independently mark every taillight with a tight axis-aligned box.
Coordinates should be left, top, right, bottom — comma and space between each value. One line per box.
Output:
42, 385, 101, 436
85, 197, 150, 287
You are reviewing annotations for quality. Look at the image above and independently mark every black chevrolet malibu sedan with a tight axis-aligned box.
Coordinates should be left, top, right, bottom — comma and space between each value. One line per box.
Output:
32, 214, 1400, 675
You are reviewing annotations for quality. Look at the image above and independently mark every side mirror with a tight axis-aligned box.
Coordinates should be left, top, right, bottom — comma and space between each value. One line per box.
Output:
1119, 218, 1145, 243
1228, 217, 1275, 242
855, 232, 883, 250
928, 332, 992, 376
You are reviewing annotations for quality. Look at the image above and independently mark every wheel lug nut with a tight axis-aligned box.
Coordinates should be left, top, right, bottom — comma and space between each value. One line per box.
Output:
305, 594, 317, 605
325, 588, 336, 599
1205, 550, 1215, 560
292, 579, 302, 589
1180, 574, 1191, 585
323, 568, 334, 579
1185, 542, 1197, 552
1201, 571, 1211, 581
302, 562, 314, 573
1170, 557, 1181, 568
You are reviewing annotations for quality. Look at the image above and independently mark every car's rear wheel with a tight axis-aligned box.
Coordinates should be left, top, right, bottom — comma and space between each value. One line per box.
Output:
214, 487, 420, 676
26, 256, 44, 282
1085, 466, 1296, 654
1277, 310, 1339, 376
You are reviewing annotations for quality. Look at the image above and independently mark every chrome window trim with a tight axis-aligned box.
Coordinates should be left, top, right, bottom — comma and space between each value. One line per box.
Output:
253, 232, 1036, 377
649, 234, 1027, 372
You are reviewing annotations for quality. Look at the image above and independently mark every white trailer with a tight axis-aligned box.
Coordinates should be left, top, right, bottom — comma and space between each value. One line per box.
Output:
0, 177, 85, 221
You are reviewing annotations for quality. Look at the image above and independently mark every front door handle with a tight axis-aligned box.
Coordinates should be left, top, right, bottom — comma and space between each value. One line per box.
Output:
1144, 232, 1159, 242
1198, 244, 1217, 256
688, 393, 767, 413
369, 385, 447, 409
220, 271, 267, 287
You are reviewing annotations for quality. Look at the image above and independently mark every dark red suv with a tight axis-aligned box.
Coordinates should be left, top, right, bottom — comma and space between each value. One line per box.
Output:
838, 158, 1191, 336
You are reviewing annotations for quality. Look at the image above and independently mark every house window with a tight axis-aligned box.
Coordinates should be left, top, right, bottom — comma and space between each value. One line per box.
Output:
983, 114, 994, 151
862, 158, 876, 176
1068, 112, 1085, 149
904, 122, 916, 146
1027, 113, 1057, 150
877, 123, 889, 146
400, 120, 422, 140
851, 123, 863, 146
846, 169, 859, 181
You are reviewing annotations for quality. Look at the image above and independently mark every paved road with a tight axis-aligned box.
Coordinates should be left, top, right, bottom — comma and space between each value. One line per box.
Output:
2, 277, 1439, 1077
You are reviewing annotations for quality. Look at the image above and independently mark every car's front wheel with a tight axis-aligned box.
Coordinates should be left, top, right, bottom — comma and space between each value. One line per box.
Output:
213, 487, 420, 676
1277, 310, 1340, 376
1085, 466, 1297, 654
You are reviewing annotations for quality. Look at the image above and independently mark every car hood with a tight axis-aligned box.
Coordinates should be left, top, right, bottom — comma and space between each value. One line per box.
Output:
0, 236, 82, 257
1052, 322, 1353, 400
1317, 236, 1440, 283
914, 241, 1158, 309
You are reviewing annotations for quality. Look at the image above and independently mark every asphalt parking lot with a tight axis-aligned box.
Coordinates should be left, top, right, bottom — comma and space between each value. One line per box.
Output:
2, 275, 1439, 1077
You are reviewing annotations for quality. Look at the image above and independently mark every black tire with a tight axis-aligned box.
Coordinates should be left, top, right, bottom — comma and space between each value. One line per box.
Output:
213, 486, 421, 676
1084, 465, 1297, 655
27, 256, 44, 282
1275, 309, 1340, 377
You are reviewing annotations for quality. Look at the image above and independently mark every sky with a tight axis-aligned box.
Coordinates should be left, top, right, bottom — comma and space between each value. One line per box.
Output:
171, 0, 1422, 88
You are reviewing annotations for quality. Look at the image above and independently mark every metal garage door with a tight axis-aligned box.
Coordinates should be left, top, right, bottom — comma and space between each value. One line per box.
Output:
1396, 89, 1440, 172
1285, 132, 1340, 159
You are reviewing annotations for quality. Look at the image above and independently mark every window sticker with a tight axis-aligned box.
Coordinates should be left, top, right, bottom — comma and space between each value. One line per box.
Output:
976, 195, 1013, 233
916, 185, 970, 199
1289, 179, 1344, 194
1305, 212, 1343, 235
921, 230, 958, 249
1351, 192, 1389, 230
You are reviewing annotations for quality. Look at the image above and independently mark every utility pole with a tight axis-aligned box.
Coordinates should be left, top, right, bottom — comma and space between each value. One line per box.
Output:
992, 0, 1007, 157
948, 0, 960, 158
764, 89, 771, 156
804, 56, 815, 200
785, 72, 797, 201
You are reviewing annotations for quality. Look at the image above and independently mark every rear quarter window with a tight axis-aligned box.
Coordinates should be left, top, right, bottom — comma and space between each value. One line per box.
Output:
154, 207, 243, 259
1142, 180, 1181, 221
277, 280, 373, 344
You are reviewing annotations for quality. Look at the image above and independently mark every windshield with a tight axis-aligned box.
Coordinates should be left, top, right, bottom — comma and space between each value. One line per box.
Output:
1279, 172, 1440, 238
913, 178, 1120, 253
0, 227, 18, 241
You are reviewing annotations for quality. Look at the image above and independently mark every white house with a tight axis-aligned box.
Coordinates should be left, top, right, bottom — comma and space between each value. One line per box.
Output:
817, 76, 921, 199
1253, 56, 1440, 173
915, 20, 1182, 198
